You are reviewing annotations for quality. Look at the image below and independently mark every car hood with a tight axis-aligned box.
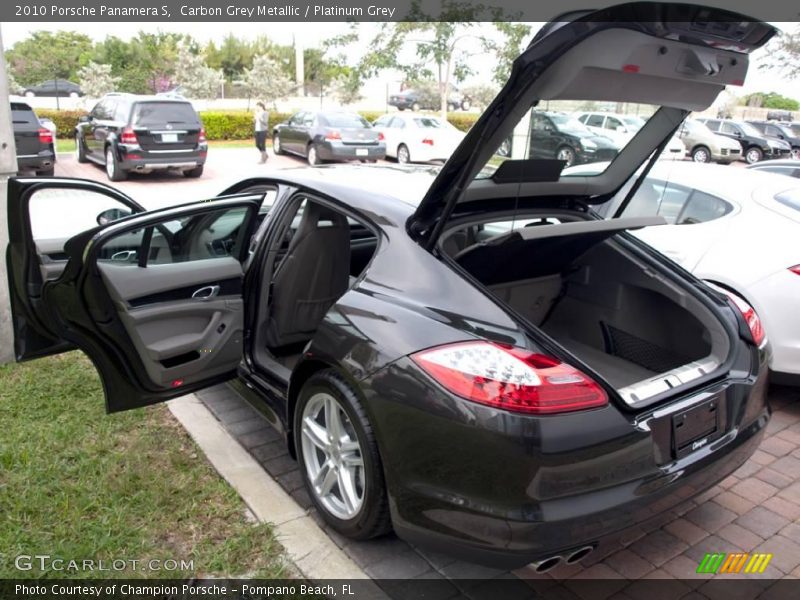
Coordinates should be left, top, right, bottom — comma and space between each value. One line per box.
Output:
408, 2, 777, 246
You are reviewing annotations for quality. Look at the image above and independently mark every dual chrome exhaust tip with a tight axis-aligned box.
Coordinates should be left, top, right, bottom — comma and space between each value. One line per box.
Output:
531, 545, 595, 573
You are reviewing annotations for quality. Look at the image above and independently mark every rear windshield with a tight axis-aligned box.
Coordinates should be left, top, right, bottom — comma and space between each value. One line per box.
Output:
10, 103, 37, 124
775, 189, 800, 213
132, 102, 199, 127
320, 113, 370, 128
413, 117, 445, 129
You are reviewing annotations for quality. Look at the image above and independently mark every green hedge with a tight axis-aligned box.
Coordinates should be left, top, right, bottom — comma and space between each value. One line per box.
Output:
35, 108, 480, 140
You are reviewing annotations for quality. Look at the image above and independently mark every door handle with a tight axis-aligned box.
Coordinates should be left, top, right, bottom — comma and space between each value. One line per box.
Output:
192, 285, 220, 300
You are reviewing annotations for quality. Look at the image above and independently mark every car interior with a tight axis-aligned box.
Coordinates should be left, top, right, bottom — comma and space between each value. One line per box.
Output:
439, 209, 731, 408
251, 195, 378, 376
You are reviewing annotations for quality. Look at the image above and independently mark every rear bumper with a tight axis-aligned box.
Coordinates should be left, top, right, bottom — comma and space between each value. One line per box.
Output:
16, 148, 56, 171
119, 145, 207, 171
364, 347, 769, 568
317, 141, 386, 161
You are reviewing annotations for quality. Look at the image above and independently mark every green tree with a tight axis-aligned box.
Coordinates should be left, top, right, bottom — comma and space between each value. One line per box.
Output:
76, 62, 120, 98
6, 31, 93, 86
742, 91, 799, 110
6, 70, 24, 95
243, 54, 295, 107
461, 84, 499, 110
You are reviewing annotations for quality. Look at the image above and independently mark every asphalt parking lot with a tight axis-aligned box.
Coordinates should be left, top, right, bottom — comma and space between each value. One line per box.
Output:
52, 149, 800, 587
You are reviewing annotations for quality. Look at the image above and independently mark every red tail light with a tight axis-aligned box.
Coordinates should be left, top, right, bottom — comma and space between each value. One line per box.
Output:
411, 341, 608, 415
790, 265, 800, 276
120, 127, 138, 144
325, 130, 342, 141
724, 292, 766, 347
422, 138, 434, 146
199, 126, 207, 143
38, 128, 53, 144
378, 132, 385, 141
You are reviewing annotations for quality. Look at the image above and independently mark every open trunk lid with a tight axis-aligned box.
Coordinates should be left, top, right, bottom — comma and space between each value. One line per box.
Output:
408, 2, 777, 248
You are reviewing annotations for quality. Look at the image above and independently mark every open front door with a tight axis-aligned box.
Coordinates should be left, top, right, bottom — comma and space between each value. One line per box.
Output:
7, 177, 144, 360
7, 177, 263, 412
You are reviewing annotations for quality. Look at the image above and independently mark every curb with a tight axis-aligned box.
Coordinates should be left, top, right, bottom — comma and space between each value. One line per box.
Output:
168, 394, 387, 597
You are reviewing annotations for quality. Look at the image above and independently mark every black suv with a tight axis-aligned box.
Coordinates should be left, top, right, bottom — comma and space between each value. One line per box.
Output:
11, 101, 55, 176
528, 111, 620, 167
697, 118, 790, 163
746, 120, 800, 160
388, 89, 471, 112
75, 94, 207, 181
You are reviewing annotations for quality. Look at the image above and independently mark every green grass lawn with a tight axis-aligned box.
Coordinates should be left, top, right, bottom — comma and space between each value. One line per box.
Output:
56, 139, 259, 153
0, 352, 287, 579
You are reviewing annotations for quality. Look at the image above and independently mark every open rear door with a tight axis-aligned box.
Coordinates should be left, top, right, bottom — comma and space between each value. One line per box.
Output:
7, 177, 263, 412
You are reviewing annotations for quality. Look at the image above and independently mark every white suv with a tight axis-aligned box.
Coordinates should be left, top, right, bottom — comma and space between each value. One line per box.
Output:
576, 111, 687, 160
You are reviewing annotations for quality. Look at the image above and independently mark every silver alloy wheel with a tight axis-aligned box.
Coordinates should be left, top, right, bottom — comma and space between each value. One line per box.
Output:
746, 148, 762, 164
692, 147, 710, 163
308, 145, 318, 166
273, 135, 281, 154
557, 147, 575, 166
397, 144, 410, 164
106, 148, 115, 178
301, 392, 365, 520
792, 148, 800, 160
75, 136, 81, 160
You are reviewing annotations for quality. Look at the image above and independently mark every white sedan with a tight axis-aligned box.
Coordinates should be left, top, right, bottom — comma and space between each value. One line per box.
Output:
373, 113, 465, 164
601, 162, 800, 382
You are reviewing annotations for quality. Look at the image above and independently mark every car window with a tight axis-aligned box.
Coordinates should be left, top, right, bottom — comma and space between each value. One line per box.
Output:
606, 116, 624, 131
302, 113, 315, 127
757, 165, 800, 177
113, 101, 131, 122
132, 102, 199, 127
288, 112, 304, 126
10, 103, 38, 125
586, 114, 605, 127
622, 179, 731, 225
390, 117, 406, 129
96, 205, 251, 266
766, 125, 782, 137
322, 113, 370, 128
775, 189, 800, 213
413, 117, 444, 128
704, 120, 721, 132
373, 115, 392, 127
720, 123, 738, 135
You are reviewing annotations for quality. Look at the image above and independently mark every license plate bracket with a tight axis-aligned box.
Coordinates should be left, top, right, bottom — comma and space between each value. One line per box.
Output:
672, 398, 720, 458
356, 148, 368, 156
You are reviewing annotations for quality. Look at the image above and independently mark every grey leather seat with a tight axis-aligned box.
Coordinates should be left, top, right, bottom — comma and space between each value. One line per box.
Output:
266, 202, 351, 349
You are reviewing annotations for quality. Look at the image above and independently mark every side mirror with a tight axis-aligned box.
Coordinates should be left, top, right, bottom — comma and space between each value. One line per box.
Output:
97, 208, 131, 226
78, 115, 90, 123
734, 130, 742, 137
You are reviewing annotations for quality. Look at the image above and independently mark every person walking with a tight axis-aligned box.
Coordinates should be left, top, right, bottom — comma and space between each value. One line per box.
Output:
254, 102, 269, 164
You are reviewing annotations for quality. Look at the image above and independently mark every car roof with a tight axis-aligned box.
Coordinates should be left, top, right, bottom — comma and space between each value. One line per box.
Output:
648, 162, 796, 200
103, 93, 193, 104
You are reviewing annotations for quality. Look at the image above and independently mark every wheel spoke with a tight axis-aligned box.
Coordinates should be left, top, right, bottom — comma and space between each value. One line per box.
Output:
342, 453, 363, 468
302, 416, 329, 451
338, 466, 360, 513
325, 397, 343, 442
340, 439, 359, 453
317, 462, 338, 496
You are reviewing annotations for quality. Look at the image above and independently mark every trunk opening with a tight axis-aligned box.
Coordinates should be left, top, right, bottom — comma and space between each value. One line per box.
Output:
443, 213, 732, 408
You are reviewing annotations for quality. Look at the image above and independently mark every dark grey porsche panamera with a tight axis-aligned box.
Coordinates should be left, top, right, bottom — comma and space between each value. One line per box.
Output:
7, 3, 774, 569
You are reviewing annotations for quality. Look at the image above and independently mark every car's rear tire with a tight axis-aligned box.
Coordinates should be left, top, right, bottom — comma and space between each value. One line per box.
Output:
691, 146, 711, 163
295, 369, 392, 540
272, 133, 285, 155
183, 165, 204, 178
36, 167, 55, 176
411, 102, 421, 112
745, 146, 763, 164
556, 145, 576, 167
397, 144, 410, 164
105, 146, 127, 182
24, 90, 34, 97
75, 134, 88, 163
792, 147, 800, 160
307, 144, 321, 166
397, 106, 405, 111
460, 99, 471, 111
69, 92, 79, 98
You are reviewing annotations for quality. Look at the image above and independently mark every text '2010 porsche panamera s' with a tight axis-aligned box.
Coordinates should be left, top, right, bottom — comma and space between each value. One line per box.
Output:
6, 3, 775, 569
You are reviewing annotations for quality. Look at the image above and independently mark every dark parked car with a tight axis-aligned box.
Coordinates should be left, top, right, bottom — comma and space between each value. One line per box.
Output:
75, 93, 207, 181
388, 88, 471, 112
698, 118, 790, 163
7, 3, 773, 570
23, 79, 82, 98
529, 111, 620, 166
272, 111, 386, 166
11, 101, 55, 176
746, 120, 800, 160
766, 109, 793, 122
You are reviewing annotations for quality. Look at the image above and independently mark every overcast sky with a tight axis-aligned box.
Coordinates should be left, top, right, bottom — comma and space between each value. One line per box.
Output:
2, 21, 798, 98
